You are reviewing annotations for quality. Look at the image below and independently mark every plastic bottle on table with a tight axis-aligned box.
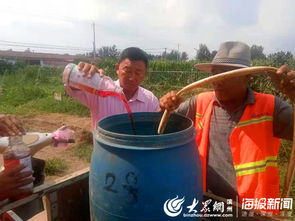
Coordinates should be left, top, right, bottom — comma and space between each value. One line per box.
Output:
3, 136, 33, 197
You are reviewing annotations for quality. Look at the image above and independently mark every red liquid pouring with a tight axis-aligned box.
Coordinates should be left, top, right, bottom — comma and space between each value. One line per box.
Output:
71, 82, 137, 135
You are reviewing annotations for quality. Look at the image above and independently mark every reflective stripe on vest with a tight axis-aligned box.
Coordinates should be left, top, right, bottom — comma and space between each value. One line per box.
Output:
234, 155, 278, 177
194, 91, 281, 202
236, 116, 273, 128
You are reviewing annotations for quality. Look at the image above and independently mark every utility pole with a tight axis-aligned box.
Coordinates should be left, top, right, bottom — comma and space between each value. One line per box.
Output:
194, 47, 198, 60
92, 22, 96, 59
163, 47, 167, 59
194, 42, 200, 60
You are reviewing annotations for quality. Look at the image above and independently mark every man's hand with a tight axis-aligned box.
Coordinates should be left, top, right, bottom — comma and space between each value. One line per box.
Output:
78, 62, 105, 78
0, 164, 34, 201
0, 115, 25, 137
271, 64, 295, 102
159, 91, 184, 112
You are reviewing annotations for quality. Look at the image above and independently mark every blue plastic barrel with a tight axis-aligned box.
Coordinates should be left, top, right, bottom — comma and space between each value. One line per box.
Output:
90, 112, 202, 221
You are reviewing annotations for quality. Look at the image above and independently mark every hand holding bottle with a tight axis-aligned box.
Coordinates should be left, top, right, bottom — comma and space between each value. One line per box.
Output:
0, 115, 25, 137
78, 62, 105, 78
0, 164, 34, 201
3, 136, 34, 200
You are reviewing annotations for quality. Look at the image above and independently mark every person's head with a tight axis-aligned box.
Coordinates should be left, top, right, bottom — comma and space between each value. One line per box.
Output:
116, 47, 148, 94
195, 41, 251, 102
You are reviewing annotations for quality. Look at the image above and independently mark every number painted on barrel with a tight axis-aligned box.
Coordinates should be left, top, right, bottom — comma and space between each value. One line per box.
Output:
123, 172, 138, 203
104, 173, 117, 193
103, 172, 139, 203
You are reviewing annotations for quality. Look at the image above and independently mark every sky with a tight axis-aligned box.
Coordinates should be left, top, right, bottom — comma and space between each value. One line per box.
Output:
0, 0, 294, 58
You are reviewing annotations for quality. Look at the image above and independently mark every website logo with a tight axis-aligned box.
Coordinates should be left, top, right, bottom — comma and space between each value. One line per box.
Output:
163, 196, 185, 217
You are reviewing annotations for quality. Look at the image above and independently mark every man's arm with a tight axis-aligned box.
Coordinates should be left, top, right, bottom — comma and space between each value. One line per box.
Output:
64, 84, 91, 108
63, 61, 103, 108
159, 91, 196, 122
273, 97, 293, 140
270, 64, 295, 140
175, 96, 197, 122
271, 65, 295, 103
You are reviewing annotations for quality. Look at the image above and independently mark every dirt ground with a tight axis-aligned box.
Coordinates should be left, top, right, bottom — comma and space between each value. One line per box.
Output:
20, 113, 92, 181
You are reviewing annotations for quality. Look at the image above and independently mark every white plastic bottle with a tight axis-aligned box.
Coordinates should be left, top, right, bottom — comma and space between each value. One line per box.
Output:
63, 63, 123, 94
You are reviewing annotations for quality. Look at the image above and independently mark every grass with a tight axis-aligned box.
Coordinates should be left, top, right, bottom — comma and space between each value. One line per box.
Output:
0, 65, 90, 116
72, 144, 93, 162
45, 157, 68, 176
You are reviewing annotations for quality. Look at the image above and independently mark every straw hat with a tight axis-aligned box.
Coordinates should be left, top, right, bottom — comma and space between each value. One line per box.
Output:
195, 41, 251, 73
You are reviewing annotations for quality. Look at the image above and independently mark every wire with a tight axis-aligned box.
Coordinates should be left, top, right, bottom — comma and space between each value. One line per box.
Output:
0, 40, 92, 52
0, 44, 92, 52
144, 48, 170, 51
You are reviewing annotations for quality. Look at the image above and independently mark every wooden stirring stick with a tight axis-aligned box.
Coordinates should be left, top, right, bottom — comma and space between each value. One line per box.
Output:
157, 66, 277, 134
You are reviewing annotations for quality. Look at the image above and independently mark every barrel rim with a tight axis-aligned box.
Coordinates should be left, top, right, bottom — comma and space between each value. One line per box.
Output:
95, 112, 196, 149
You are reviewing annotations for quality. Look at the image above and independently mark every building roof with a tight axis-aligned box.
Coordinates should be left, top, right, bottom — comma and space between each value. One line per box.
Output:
0, 50, 98, 62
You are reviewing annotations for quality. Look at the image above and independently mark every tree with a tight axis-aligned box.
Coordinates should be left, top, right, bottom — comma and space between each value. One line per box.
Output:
196, 44, 211, 61
268, 51, 293, 66
97, 45, 120, 58
181, 52, 188, 61
251, 45, 266, 60
163, 50, 180, 60
211, 50, 217, 60
147, 53, 162, 60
